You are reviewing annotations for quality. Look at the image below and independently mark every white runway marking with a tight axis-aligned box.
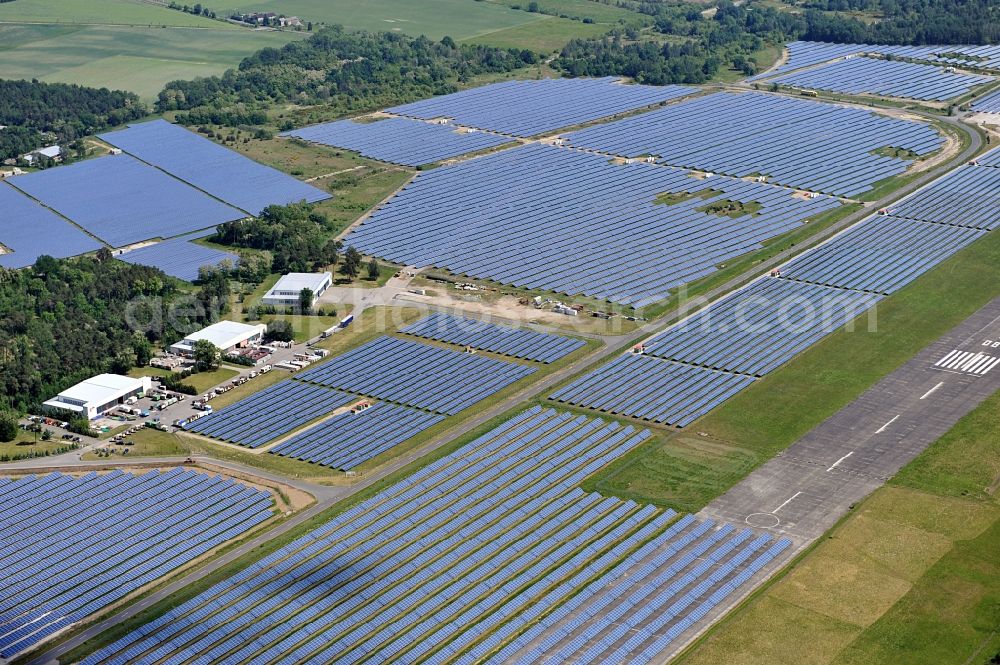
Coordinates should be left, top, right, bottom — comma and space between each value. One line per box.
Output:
875, 414, 899, 434
919, 381, 944, 400
827, 451, 854, 472
934, 349, 999, 375
772, 491, 802, 514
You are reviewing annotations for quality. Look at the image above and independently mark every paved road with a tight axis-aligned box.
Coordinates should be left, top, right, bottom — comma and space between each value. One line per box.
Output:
14, 111, 984, 665
646, 295, 1000, 664
700, 294, 1000, 542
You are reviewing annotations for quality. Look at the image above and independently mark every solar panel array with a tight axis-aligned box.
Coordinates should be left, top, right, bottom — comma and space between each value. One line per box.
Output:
283, 117, 512, 167
7, 154, 244, 247
117, 236, 239, 281
551, 355, 756, 426
0, 469, 271, 659
563, 91, 943, 197
552, 148, 1000, 427
886, 162, 1000, 229
183, 379, 356, 448
640, 279, 884, 376
99, 120, 331, 215
780, 215, 986, 294
82, 407, 789, 665
978, 147, 1000, 168
386, 77, 694, 137
972, 87, 1000, 113
771, 56, 993, 101
346, 143, 840, 306
402, 313, 586, 363
297, 336, 536, 415
0, 184, 103, 268
486, 518, 790, 665
269, 402, 445, 470
755, 41, 1000, 81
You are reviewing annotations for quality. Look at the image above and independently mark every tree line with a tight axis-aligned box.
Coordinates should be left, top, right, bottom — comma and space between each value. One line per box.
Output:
155, 25, 537, 127
0, 79, 146, 162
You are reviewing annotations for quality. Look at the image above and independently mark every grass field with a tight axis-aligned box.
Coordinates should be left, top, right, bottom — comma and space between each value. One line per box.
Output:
583, 225, 1000, 510
217, 0, 537, 41
485, 0, 645, 25
0, 435, 74, 461
0, 22, 302, 99
459, 15, 607, 51
0, 0, 230, 27
677, 390, 1000, 665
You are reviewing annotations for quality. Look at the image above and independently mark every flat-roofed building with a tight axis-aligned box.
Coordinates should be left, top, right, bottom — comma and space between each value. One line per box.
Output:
43, 374, 152, 420
169, 320, 267, 356
262, 272, 332, 308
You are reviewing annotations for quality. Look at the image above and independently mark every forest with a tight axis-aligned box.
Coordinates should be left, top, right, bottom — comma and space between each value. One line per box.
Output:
0, 80, 147, 161
0, 255, 226, 412
156, 26, 536, 126
554, 0, 998, 84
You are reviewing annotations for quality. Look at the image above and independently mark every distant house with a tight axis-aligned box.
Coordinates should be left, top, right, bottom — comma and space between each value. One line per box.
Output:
22, 145, 61, 165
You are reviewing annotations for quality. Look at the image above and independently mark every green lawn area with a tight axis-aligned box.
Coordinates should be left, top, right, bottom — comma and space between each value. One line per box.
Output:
0, 0, 230, 26
216, 0, 541, 41
678, 391, 1000, 665
484, 0, 646, 25
128, 366, 239, 393
459, 14, 607, 51
0, 433, 76, 461
582, 225, 1000, 511
0, 23, 303, 99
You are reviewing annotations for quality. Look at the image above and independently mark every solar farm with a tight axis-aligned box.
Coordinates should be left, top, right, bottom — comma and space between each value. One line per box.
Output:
561, 92, 943, 197
5, 60, 1000, 665
346, 143, 841, 306
553, 146, 1000, 426
385, 77, 695, 136
283, 117, 513, 167
770, 56, 993, 101
0, 469, 272, 659
82, 407, 790, 665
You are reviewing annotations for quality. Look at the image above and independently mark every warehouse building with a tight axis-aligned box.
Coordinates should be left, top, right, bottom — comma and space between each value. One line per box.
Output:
169, 320, 267, 356
43, 374, 152, 420
262, 272, 332, 308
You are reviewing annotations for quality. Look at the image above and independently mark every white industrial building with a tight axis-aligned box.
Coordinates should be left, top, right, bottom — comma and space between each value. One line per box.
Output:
169, 320, 267, 356
262, 272, 332, 308
43, 374, 152, 420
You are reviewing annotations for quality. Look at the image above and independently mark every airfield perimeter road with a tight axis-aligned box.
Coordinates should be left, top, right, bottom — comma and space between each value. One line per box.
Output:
13, 115, 985, 665
652, 295, 1000, 663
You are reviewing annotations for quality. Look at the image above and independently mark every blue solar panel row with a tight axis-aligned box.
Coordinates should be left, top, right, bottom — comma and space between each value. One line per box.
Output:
82, 407, 787, 665
99, 120, 331, 215
296, 336, 536, 415
0, 469, 271, 659
7, 154, 245, 247
550, 354, 756, 426
483, 526, 790, 665
283, 116, 512, 166
401, 312, 586, 363
886, 162, 1000, 229
346, 143, 840, 306
780, 215, 986, 294
116, 236, 239, 281
386, 77, 694, 137
772, 56, 993, 101
269, 401, 444, 470
182, 379, 356, 448
0, 184, 103, 268
641, 278, 882, 376
978, 146, 1000, 168
972, 87, 1000, 113
563, 91, 943, 197
754, 41, 1000, 81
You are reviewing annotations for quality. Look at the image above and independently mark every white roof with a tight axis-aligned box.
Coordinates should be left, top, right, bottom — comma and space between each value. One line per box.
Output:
34, 145, 61, 158
54, 374, 145, 405
267, 272, 332, 295
181, 320, 266, 349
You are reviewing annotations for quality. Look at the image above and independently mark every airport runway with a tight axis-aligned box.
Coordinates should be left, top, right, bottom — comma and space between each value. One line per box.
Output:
699, 294, 1000, 543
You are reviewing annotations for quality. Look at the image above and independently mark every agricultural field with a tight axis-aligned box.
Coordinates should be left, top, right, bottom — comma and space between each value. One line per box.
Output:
677, 390, 1000, 665
0, 2, 303, 99
214, 0, 593, 49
